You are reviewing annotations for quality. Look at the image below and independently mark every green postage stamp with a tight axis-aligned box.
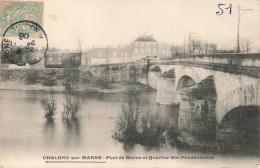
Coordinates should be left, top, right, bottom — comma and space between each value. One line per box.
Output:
0, 1, 44, 36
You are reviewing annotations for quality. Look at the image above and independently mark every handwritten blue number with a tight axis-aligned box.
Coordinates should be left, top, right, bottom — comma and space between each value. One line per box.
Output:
216, 3, 232, 15
225, 3, 232, 14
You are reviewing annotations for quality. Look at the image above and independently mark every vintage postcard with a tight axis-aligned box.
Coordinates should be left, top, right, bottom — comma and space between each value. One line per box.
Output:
0, 0, 260, 168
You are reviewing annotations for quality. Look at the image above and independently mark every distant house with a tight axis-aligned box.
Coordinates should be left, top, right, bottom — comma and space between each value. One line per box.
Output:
45, 51, 81, 68
81, 46, 133, 67
131, 34, 159, 61
159, 43, 172, 59
81, 48, 108, 66
0, 47, 45, 68
108, 47, 133, 64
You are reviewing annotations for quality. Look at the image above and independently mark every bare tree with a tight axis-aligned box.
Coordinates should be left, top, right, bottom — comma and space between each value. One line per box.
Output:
192, 40, 204, 54
208, 43, 217, 54
77, 33, 82, 66
204, 42, 208, 55
41, 90, 57, 121
191, 40, 195, 55
171, 45, 183, 57
246, 42, 251, 53
241, 42, 251, 53
62, 93, 80, 120
196, 40, 204, 54
241, 44, 246, 53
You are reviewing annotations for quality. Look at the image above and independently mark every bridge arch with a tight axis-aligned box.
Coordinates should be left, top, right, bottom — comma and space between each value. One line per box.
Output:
148, 66, 164, 89
176, 75, 196, 91
150, 66, 162, 74
149, 65, 173, 74
175, 67, 201, 90
162, 68, 175, 78
217, 83, 260, 123
217, 106, 260, 153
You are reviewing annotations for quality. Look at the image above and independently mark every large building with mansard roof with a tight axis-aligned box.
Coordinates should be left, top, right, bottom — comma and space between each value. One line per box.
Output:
131, 34, 159, 61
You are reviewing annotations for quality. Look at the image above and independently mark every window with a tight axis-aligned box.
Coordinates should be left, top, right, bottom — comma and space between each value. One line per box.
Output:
141, 48, 144, 53
99, 53, 101, 58
134, 48, 138, 54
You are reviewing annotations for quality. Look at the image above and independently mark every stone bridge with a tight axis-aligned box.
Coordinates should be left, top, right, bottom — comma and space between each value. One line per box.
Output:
86, 53, 260, 125
148, 53, 260, 124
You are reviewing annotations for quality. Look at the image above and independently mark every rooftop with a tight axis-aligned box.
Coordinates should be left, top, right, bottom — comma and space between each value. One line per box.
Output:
133, 34, 157, 42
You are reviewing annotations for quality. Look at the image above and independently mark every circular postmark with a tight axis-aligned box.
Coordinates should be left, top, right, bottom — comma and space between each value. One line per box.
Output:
1, 20, 48, 66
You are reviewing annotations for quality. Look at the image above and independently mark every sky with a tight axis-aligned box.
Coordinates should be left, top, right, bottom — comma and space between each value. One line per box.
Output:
43, 0, 260, 52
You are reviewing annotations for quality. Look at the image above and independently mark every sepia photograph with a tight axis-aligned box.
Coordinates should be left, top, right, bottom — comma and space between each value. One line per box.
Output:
0, 0, 260, 168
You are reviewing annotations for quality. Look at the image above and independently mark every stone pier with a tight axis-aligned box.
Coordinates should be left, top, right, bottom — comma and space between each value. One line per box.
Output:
156, 69, 179, 105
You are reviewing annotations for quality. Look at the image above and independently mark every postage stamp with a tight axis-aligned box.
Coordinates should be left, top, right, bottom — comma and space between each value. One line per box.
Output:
0, 1, 44, 36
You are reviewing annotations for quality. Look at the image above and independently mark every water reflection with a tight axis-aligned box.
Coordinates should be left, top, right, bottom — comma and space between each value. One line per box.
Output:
62, 118, 81, 147
1, 83, 259, 168
42, 119, 55, 147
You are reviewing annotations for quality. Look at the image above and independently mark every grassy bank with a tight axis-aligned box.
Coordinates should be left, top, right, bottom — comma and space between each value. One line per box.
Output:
0, 68, 153, 93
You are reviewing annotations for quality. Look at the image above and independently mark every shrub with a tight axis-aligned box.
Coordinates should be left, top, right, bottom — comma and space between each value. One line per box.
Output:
128, 65, 139, 84
48, 69, 57, 76
93, 78, 111, 89
42, 78, 57, 86
64, 68, 80, 92
81, 71, 94, 84
0, 70, 13, 81
139, 112, 168, 145
113, 86, 140, 143
25, 69, 38, 84
56, 73, 64, 80
41, 90, 57, 120
113, 103, 140, 143
62, 93, 80, 120
113, 85, 169, 146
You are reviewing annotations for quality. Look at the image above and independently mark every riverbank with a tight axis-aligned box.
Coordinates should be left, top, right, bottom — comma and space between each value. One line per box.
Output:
0, 80, 154, 94
0, 68, 154, 93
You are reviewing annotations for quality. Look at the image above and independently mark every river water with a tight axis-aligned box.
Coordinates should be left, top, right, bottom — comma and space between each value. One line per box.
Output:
0, 89, 259, 168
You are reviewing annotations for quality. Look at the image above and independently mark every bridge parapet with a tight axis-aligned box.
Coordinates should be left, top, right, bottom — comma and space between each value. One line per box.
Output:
150, 53, 260, 78
154, 53, 260, 68
177, 53, 260, 67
